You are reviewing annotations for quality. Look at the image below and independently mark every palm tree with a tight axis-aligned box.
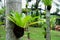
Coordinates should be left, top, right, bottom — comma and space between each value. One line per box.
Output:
42, 0, 53, 40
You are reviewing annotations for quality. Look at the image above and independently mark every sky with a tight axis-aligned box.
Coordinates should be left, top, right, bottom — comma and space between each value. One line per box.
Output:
0, 0, 60, 13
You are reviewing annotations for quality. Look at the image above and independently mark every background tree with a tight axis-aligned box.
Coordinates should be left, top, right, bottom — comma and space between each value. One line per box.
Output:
42, 0, 53, 40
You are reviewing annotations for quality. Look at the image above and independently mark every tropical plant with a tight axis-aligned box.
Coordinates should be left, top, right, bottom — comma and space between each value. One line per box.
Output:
7, 11, 40, 28
42, 0, 53, 10
42, 0, 53, 6
7, 11, 31, 28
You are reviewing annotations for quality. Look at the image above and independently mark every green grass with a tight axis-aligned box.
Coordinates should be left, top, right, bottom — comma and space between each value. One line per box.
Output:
0, 26, 60, 40
22, 27, 45, 40
51, 30, 60, 40
0, 25, 6, 40
22, 27, 60, 40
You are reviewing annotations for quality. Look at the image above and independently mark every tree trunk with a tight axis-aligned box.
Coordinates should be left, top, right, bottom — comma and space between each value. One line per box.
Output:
46, 10, 51, 40
6, 0, 22, 40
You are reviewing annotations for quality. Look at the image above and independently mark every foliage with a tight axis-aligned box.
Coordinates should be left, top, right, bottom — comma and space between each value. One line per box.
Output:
7, 11, 40, 28
22, 8, 31, 13
0, 8, 5, 26
40, 15, 57, 29
0, 21, 4, 25
0, 8, 5, 14
8, 11, 47, 28
7, 11, 32, 28
42, 0, 53, 6
50, 15, 57, 29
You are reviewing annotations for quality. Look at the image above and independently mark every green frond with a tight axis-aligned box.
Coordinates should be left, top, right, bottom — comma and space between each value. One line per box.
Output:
42, 0, 53, 6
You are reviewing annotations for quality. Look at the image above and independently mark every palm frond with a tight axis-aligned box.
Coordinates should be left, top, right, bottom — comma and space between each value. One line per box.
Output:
42, 0, 52, 6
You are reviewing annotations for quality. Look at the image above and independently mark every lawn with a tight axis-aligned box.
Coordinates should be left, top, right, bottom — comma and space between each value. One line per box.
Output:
0, 25, 6, 40
0, 26, 60, 40
51, 30, 60, 40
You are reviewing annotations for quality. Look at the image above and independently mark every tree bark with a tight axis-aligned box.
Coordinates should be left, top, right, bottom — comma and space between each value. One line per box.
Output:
6, 0, 22, 40
46, 10, 51, 40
